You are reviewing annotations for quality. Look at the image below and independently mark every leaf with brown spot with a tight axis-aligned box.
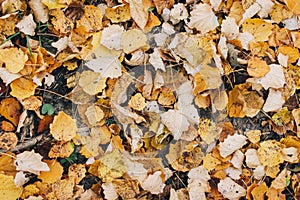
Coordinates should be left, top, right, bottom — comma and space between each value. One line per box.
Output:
0, 97, 21, 126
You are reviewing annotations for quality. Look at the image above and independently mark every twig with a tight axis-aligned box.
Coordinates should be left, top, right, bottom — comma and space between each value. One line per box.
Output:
0, 134, 45, 153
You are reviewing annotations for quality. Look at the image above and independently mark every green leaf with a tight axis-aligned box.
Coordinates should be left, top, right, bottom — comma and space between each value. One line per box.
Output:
41, 103, 55, 115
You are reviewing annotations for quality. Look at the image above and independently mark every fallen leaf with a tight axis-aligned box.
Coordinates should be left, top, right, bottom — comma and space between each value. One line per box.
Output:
15, 150, 50, 175
218, 177, 246, 200
141, 171, 165, 194
284, 0, 300, 15
242, 18, 273, 41
0, 174, 22, 199
68, 164, 86, 184
100, 25, 124, 50
188, 3, 219, 33
188, 166, 210, 200
16, 14, 36, 36
278, 45, 300, 64
22, 96, 42, 111
50, 9, 74, 34
219, 134, 247, 158
0, 67, 21, 85
121, 29, 148, 54
221, 17, 239, 40
153, 0, 174, 14
198, 118, 222, 144
85, 104, 105, 126
0, 97, 21, 126
246, 130, 261, 144
112, 179, 140, 199
257, 140, 284, 167
262, 89, 284, 112
28, 0, 49, 23
50, 111, 77, 142
247, 57, 270, 78
251, 182, 268, 200
0, 132, 18, 150
105, 3, 131, 23
272, 107, 291, 126
79, 70, 106, 95
52, 178, 75, 200
85, 56, 122, 78
10, 77, 38, 99
38, 160, 63, 183
48, 141, 74, 158
102, 182, 118, 200
256, 0, 274, 18
76, 5, 102, 33
203, 153, 221, 171
128, 0, 148, 29
170, 3, 188, 24
0, 47, 28, 73
245, 149, 262, 168
292, 108, 300, 137
149, 47, 165, 71
270, 4, 293, 23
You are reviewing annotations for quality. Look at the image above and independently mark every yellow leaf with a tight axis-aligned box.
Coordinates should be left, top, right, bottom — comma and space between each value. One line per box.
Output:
247, 57, 270, 78
68, 164, 86, 184
258, 140, 284, 167
105, 3, 131, 23
50, 111, 77, 142
198, 118, 222, 144
272, 107, 291, 126
246, 130, 261, 144
121, 29, 148, 54
242, 18, 273, 41
38, 160, 63, 184
0, 14, 19, 36
270, 4, 293, 23
112, 179, 140, 199
292, 108, 300, 137
52, 178, 75, 200
203, 153, 221, 171
251, 182, 268, 200
22, 95, 42, 110
0, 152, 17, 176
0, 97, 21, 126
10, 77, 37, 99
0, 48, 28, 73
50, 9, 74, 34
157, 90, 176, 107
41, 0, 67, 9
284, 0, 300, 15
128, 93, 147, 111
85, 104, 105, 126
76, 5, 103, 33
278, 45, 300, 64
48, 141, 74, 158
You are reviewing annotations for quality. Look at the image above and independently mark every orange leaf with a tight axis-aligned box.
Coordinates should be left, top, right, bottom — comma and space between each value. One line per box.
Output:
0, 97, 21, 126
284, 0, 300, 15
38, 160, 63, 184
10, 77, 37, 99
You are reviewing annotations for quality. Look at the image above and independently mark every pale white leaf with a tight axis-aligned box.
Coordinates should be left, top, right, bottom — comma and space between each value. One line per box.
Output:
149, 48, 165, 71
282, 147, 298, 162
218, 35, 228, 59
210, 0, 222, 11
102, 182, 118, 200
223, 167, 242, 180
44, 73, 55, 86
283, 15, 300, 31
52, 36, 69, 53
218, 177, 246, 200
25, 196, 44, 200
29, 0, 49, 23
262, 89, 284, 112
256, 0, 274, 18
16, 14, 36, 36
245, 149, 261, 168
85, 56, 122, 78
188, 3, 219, 33
101, 25, 124, 50
160, 110, 189, 140
170, 3, 188, 24
0, 67, 21, 85
239, 2, 261, 26
15, 150, 50, 175
230, 150, 244, 169
253, 165, 265, 180
219, 134, 247, 158
237, 32, 254, 50
221, 17, 239, 40
128, 0, 148, 29
141, 171, 165, 194
271, 168, 290, 190
278, 53, 288, 68
122, 153, 148, 182
14, 171, 28, 187
170, 188, 179, 200
188, 166, 210, 200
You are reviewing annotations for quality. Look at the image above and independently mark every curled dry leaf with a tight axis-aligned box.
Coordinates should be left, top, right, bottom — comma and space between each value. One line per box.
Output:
140, 171, 165, 194
50, 111, 77, 142
128, 93, 147, 111
0, 132, 18, 150
0, 47, 28, 73
28, 0, 49, 23
105, 3, 131, 23
15, 150, 50, 175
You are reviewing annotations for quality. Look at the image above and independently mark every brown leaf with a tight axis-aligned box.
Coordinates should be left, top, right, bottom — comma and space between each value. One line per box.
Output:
0, 97, 21, 126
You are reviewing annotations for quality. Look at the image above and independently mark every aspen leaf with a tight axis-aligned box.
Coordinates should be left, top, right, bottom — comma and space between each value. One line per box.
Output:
0, 68, 21, 85
292, 108, 300, 137
247, 57, 270, 78
188, 166, 210, 200
284, 0, 300, 15
15, 150, 50, 175
85, 104, 105, 126
270, 4, 293, 23
50, 9, 74, 34
0, 97, 21, 126
257, 140, 284, 167
153, 0, 174, 14
251, 182, 268, 200
102, 182, 118, 200
242, 18, 273, 41
141, 171, 165, 194
128, 93, 147, 111
128, 0, 148, 29
0, 47, 28, 73
16, 14, 36, 36
79, 70, 106, 95
101, 25, 124, 50
50, 111, 77, 142
28, 0, 49, 23
10, 77, 37, 100
203, 153, 221, 171
105, 4, 131, 23
76, 5, 103, 33
121, 29, 148, 54
0, 174, 22, 199
221, 17, 239, 40
38, 160, 63, 183
85, 56, 122, 78
188, 3, 218, 33
219, 134, 247, 158
218, 177, 246, 200
0, 132, 18, 150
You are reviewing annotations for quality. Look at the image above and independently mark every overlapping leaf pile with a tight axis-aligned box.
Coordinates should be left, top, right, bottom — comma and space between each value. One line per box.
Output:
0, 0, 300, 199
